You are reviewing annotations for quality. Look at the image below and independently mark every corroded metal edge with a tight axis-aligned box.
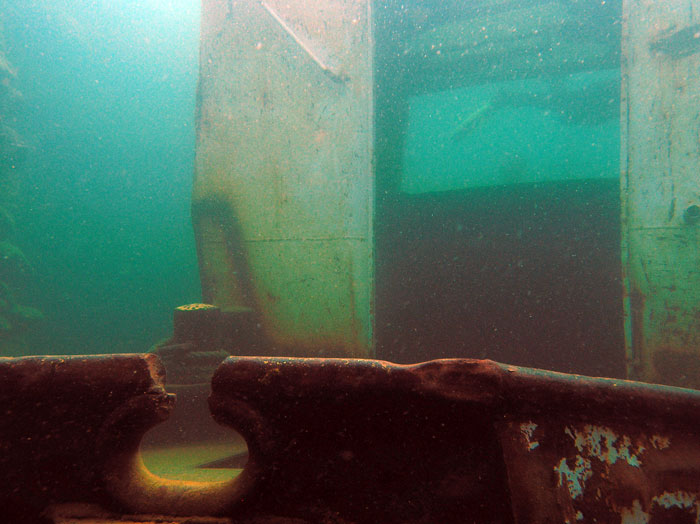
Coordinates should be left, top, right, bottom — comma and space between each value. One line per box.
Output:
210, 357, 700, 523
0, 354, 247, 522
3, 355, 700, 523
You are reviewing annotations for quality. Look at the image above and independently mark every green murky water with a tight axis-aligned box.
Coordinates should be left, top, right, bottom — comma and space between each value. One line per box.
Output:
2, 0, 627, 378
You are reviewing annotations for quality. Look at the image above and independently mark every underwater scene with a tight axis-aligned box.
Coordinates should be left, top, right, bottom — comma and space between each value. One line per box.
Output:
2, 0, 700, 521
0, 0, 632, 371
1, 0, 201, 357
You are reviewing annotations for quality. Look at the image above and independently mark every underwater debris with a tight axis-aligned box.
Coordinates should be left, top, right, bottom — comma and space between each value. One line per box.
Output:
450, 100, 497, 142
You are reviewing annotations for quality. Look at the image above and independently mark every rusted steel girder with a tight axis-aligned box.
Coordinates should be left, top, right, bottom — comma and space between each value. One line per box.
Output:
2, 355, 700, 523
210, 358, 700, 524
0, 354, 173, 521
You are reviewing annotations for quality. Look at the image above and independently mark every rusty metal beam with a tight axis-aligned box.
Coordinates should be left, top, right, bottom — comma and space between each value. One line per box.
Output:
209, 357, 700, 524
0, 355, 244, 522
0, 354, 171, 521
2, 355, 700, 523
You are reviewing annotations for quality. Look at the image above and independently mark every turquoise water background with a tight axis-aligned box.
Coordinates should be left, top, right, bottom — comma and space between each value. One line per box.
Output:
2, 0, 621, 359
403, 70, 619, 193
4, 0, 201, 354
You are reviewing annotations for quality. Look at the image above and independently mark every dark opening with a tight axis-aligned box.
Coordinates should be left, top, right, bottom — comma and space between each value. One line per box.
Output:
373, 0, 625, 377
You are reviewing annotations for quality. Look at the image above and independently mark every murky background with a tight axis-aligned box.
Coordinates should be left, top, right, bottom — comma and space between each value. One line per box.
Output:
373, 0, 623, 377
1, 0, 201, 356
2, 0, 623, 378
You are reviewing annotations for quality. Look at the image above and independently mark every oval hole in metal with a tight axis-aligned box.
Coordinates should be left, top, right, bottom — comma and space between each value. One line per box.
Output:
140, 381, 248, 483
100, 370, 255, 517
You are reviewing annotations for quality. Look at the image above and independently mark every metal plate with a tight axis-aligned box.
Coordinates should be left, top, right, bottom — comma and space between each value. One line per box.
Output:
194, 0, 374, 357
621, 0, 700, 387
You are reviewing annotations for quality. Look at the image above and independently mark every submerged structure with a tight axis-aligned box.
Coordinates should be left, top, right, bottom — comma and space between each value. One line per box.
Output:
3, 354, 700, 523
192, 0, 699, 389
2, 0, 700, 522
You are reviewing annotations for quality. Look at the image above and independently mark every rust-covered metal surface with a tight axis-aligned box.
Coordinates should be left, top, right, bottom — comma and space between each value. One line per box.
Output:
210, 357, 700, 524
3, 354, 700, 523
0, 355, 172, 521
621, 0, 700, 388
0, 354, 245, 522
193, 0, 374, 358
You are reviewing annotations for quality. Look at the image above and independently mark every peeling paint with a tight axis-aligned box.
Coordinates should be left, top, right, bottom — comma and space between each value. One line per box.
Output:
620, 500, 649, 524
565, 425, 644, 467
520, 421, 539, 450
650, 434, 671, 450
562, 510, 586, 524
554, 456, 592, 499
492, 355, 700, 524
653, 490, 699, 511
